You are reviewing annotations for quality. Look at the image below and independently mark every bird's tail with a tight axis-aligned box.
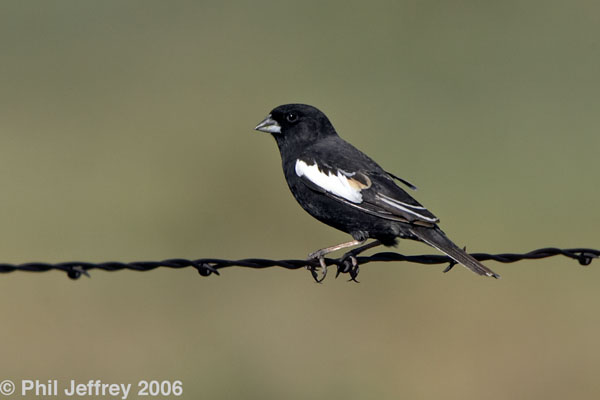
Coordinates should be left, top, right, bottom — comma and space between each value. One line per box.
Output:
409, 226, 500, 279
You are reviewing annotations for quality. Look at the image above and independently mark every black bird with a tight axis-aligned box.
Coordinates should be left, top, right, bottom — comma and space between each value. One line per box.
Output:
255, 104, 499, 281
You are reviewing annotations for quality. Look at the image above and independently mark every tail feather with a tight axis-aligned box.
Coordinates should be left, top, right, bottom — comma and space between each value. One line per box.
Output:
410, 226, 500, 279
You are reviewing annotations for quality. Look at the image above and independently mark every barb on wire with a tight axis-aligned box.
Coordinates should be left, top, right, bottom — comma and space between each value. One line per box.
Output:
0, 247, 597, 282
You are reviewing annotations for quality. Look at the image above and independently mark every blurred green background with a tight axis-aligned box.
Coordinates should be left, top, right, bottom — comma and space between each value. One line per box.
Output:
1, 1, 599, 399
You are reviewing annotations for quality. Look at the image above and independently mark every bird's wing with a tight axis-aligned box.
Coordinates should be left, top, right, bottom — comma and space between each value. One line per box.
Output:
385, 170, 418, 190
294, 157, 439, 227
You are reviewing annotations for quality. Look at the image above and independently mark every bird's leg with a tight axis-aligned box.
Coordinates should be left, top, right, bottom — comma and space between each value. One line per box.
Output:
307, 239, 365, 282
308, 239, 365, 259
338, 240, 383, 281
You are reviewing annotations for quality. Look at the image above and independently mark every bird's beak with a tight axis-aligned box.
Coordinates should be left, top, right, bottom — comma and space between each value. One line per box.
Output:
255, 114, 281, 134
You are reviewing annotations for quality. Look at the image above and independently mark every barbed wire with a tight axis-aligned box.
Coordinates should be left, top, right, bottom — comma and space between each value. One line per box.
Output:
0, 247, 597, 282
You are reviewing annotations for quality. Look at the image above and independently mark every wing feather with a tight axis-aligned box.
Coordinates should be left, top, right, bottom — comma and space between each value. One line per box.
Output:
295, 157, 439, 226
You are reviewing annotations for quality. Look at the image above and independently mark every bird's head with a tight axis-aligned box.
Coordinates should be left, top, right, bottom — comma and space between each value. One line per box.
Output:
255, 104, 337, 150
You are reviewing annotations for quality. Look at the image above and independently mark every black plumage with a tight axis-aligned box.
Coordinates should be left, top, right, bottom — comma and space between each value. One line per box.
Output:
255, 103, 499, 281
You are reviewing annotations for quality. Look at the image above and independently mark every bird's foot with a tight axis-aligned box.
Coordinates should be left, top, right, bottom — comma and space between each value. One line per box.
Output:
336, 254, 360, 282
306, 251, 328, 283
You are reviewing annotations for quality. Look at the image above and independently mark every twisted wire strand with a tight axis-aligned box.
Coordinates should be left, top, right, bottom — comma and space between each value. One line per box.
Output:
0, 247, 596, 280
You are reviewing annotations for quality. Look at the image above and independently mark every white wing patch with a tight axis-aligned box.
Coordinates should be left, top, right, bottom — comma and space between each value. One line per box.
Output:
376, 193, 439, 222
295, 159, 365, 204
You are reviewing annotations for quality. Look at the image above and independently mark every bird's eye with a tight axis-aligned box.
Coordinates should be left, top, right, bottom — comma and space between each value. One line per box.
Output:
286, 112, 298, 122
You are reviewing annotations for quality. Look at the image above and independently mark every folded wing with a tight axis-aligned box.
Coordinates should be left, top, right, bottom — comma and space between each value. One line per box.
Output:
294, 158, 439, 226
